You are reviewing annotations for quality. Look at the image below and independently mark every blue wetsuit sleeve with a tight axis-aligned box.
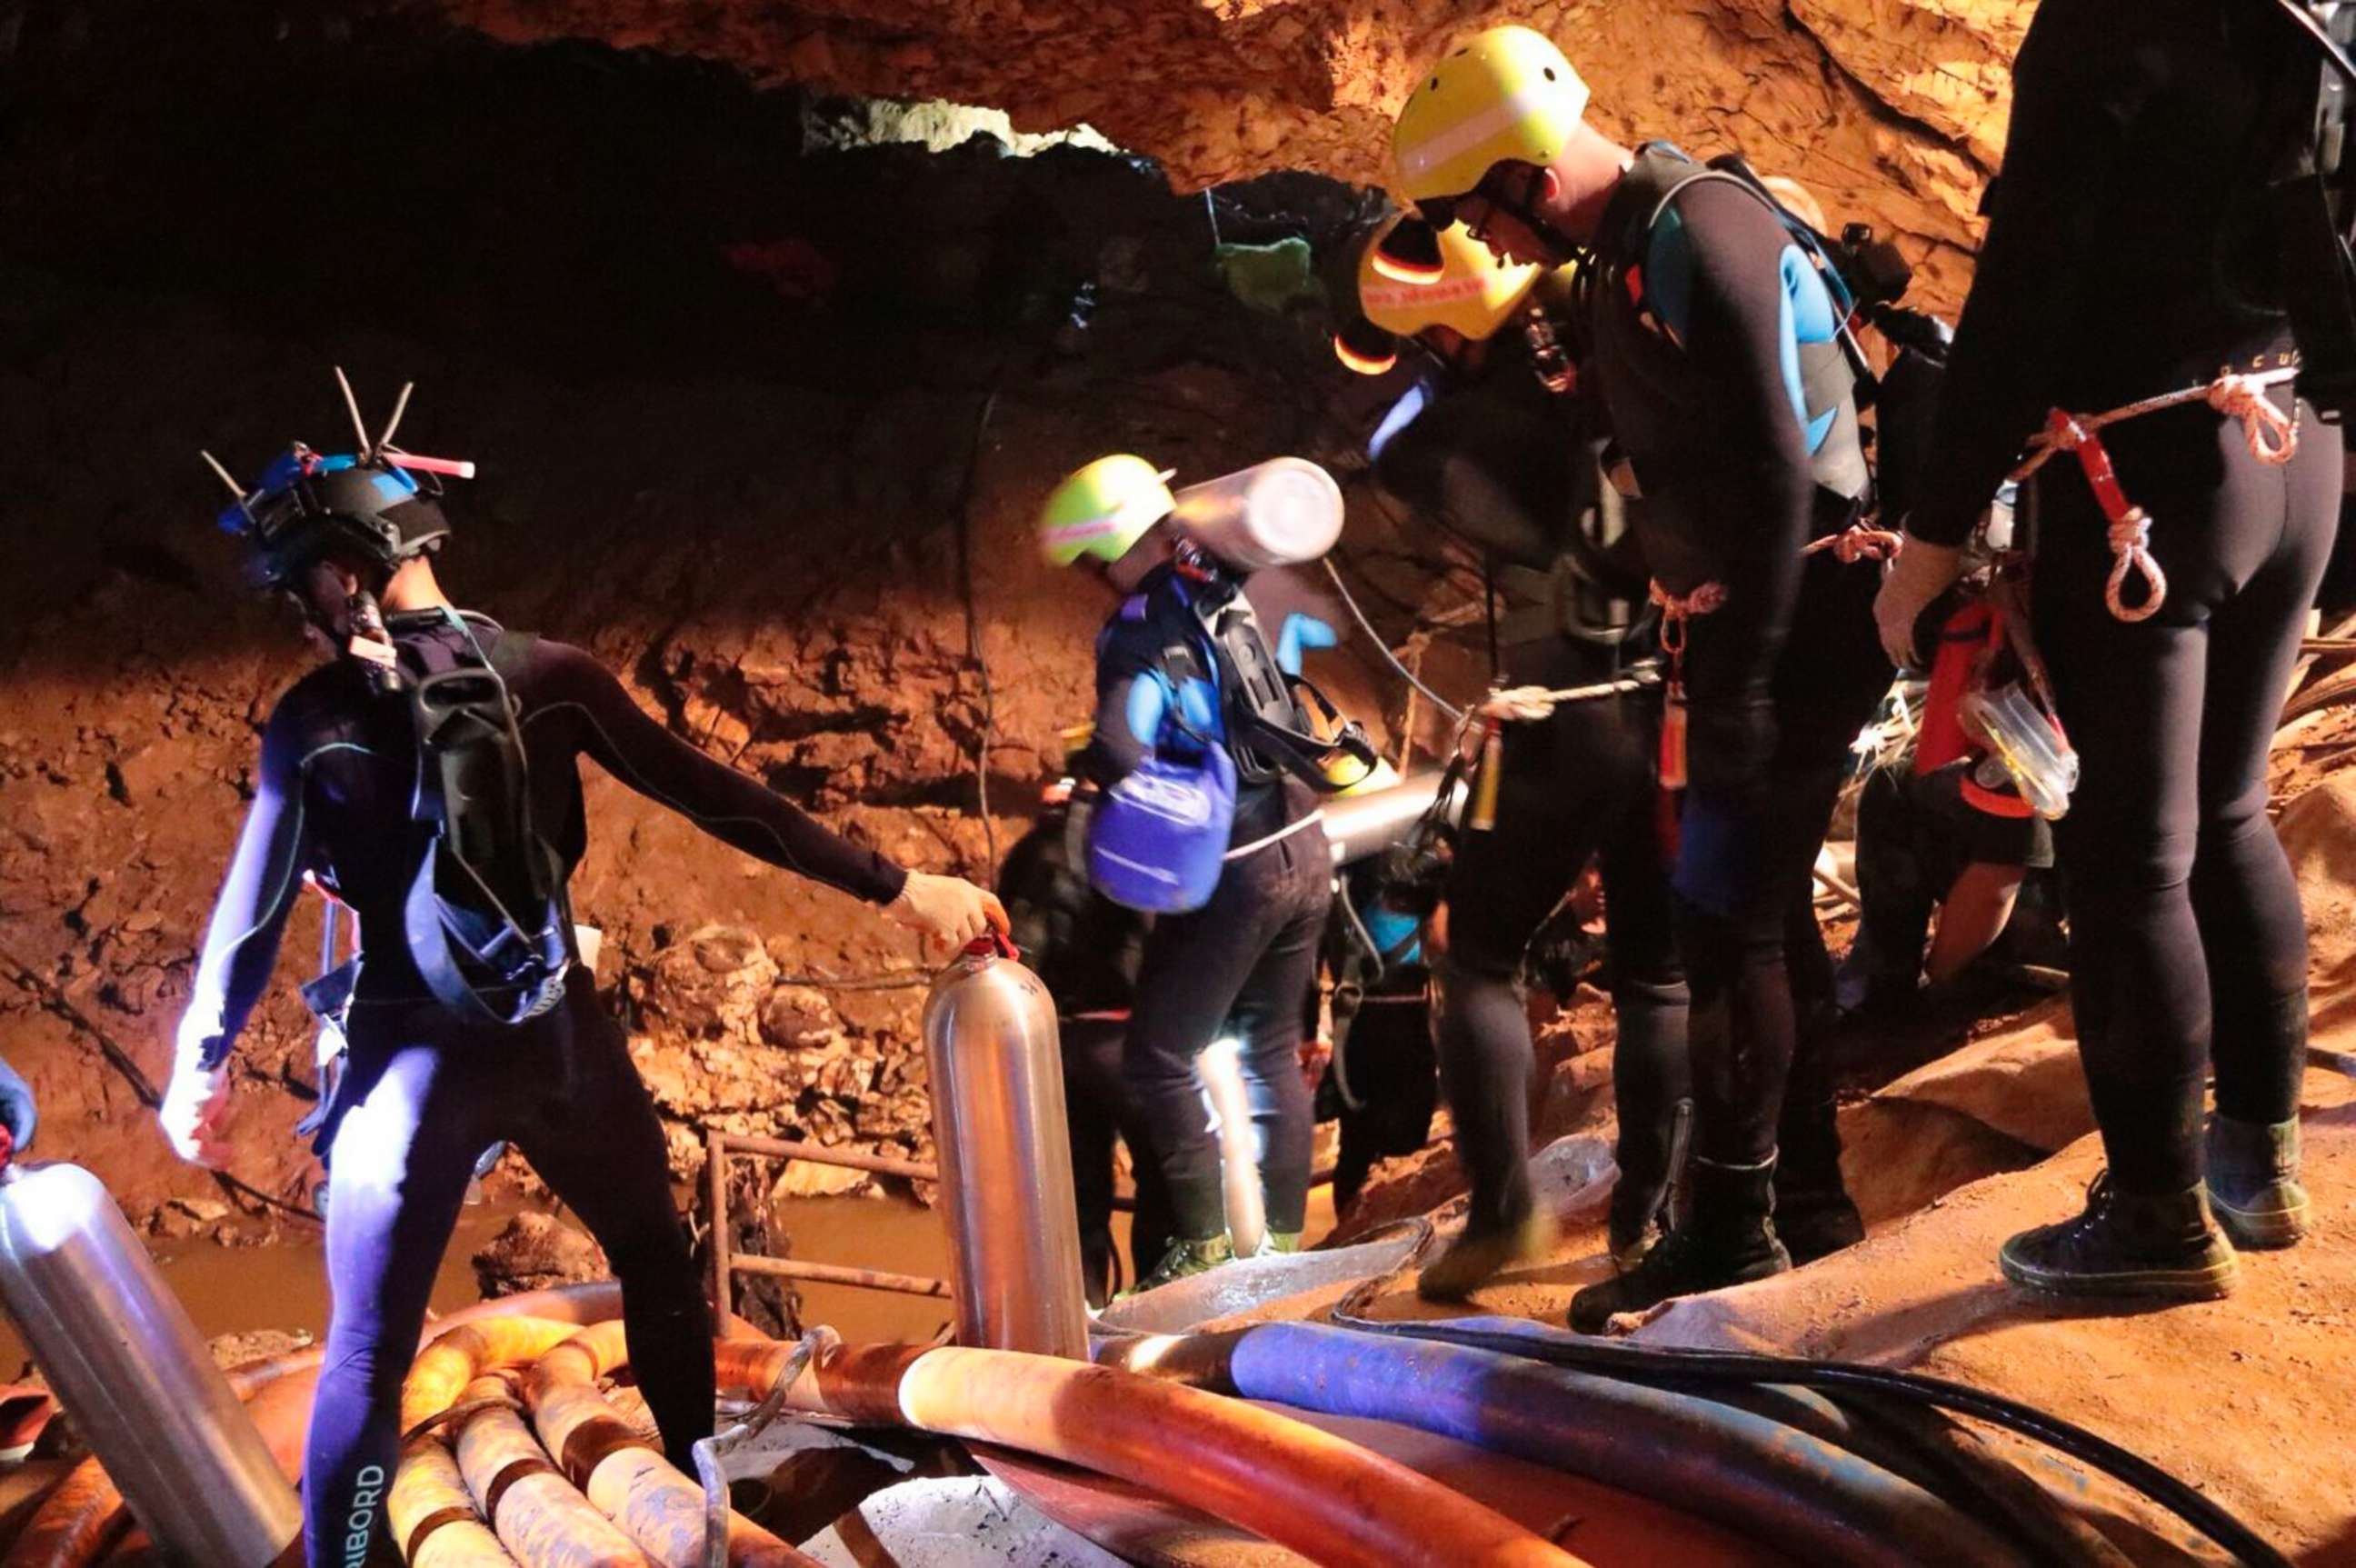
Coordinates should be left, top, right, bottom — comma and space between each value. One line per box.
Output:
179, 703, 314, 1071
0, 1054, 35, 1150
532, 641, 907, 905
1909, 0, 2137, 546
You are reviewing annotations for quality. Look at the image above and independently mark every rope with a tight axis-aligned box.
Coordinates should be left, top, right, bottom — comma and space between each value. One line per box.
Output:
2008, 367, 2300, 624
1648, 580, 1727, 657
1469, 666, 1663, 728
1802, 524, 1902, 564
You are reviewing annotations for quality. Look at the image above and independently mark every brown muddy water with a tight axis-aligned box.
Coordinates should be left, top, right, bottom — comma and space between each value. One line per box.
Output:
3, 1186, 1339, 1377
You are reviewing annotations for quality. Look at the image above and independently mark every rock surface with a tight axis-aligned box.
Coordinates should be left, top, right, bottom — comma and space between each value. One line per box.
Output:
436, 0, 2034, 315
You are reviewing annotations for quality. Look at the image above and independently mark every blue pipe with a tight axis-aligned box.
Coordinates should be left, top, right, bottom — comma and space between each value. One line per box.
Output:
1228, 1322, 2022, 1568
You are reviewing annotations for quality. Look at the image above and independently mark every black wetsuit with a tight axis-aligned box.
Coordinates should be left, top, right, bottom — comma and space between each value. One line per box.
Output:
997, 800, 1166, 1302
1911, 0, 2342, 1195
1370, 357, 1690, 1243
1587, 178, 1892, 1173
177, 609, 906, 1566
1087, 566, 1331, 1245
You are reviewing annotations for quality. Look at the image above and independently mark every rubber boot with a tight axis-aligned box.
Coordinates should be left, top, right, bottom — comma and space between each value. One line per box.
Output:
1999, 1175, 2239, 1302
1569, 1154, 1791, 1333
2205, 1115, 2309, 1250
1415, 1209, 1558, 1302
1772, 1094, 1865, 1265
1607, 1096, 1691, 1271
1123, 1233, 1234, 1296
1253, 1230, 1303, 1258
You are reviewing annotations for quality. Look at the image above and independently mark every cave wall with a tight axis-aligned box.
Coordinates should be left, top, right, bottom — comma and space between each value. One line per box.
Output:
439, 0, 2034, 315
0, 15, 1403, 1231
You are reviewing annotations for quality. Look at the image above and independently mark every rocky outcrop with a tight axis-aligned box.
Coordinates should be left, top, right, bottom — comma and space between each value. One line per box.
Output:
437, 0, 2035, 315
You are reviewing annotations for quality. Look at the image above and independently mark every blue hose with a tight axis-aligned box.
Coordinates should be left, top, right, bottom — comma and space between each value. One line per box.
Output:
1229, 1321, 2022, 1568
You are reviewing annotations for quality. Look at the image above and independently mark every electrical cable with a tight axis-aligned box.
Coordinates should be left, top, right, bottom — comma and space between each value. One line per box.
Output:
1327, 1286, 2287, 1567
1321, 557, 1465, 724
954, 384, 1004, 880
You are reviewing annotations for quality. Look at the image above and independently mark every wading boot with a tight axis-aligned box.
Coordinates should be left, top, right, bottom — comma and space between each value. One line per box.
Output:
1570, 1154, 1791, 1333
2205, 1115, 2309, 1250
1999, 1175, 2239, 1302
1415, 1209, 1558, 1302
1607, 1096, 1692, 1271
1772, 1094, 1865, 1265
1253, 1230, 1303, 1258
1124, 1233, 1233, 1295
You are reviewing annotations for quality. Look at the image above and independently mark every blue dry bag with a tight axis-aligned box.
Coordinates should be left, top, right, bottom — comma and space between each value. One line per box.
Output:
1086, 739, 1235, 914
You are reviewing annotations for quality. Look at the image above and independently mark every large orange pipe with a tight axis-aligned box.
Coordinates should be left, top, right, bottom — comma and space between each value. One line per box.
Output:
523, 1323, 817, 1568
714, 1340, 1593, 1568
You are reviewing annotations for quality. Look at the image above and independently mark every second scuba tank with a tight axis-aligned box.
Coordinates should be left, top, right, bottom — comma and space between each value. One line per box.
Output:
1169, 458, 1345, 573
921, 941, 1090, 1359
0, 1154, 303, 1566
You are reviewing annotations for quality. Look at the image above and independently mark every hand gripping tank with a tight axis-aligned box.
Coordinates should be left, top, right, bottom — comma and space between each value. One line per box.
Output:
921, 941, 1091, 1359
0, 1158, 303, 1564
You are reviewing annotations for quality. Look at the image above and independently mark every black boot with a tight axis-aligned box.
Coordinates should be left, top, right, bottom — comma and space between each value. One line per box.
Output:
2205, 1114, 2308, 1250
1571, 1154, 1791, 1332
1772, 1094, 1865, 1265
1999, 1174, 2238, 1302
1607, 1096, 1692, 1270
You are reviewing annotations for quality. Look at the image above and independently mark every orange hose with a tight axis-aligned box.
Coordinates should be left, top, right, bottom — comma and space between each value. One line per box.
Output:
522, 1323, 817, 1568
715, 1340, 1593, 1568
393, 1317, 590, 1568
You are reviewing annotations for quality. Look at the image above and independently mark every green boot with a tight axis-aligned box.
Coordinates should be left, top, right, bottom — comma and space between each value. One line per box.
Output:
1415, 1210, 1558, 1302
1253, 1230, 1303, 1257
2205, 1115, 2310, 1250
1570, 1154, 1790, 1333
1123, 1233, 1234, 1296
1999, 1175, 2238, 1302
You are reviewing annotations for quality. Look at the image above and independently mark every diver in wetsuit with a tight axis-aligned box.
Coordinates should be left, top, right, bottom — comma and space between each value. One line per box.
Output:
996, 769, 1164, 1304
159, 403, 1003, 1565
1389, 26, 1892, 1330
1874, 0, 2342, 1299
1335, 215, 1692, 1292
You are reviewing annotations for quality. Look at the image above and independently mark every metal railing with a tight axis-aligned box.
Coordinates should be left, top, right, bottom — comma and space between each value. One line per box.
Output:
704, 1126, 1339, 1310
704, 1130, 952, 1307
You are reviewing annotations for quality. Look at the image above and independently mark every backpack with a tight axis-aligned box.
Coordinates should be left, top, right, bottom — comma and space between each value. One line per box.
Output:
1183, 569, 1378, 791
400, 628, 574, 1024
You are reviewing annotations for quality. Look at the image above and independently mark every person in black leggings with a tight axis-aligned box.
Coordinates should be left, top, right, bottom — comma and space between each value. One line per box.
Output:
159, 424, 1002, 1565
1350, 338, 1692, 1294
1387, 30, 1891, 1328
1877, 0, 2341, 1299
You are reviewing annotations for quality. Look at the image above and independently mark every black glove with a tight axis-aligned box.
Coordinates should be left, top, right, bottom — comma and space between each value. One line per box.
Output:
0, 1057, 35, 1153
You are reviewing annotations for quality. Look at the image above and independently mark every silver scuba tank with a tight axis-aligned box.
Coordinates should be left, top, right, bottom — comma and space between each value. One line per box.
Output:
0, 1157, 304, 1565
921, 939, 1090, 1358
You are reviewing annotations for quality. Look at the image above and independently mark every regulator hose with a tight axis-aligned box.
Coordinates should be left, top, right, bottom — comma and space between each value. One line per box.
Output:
1328, 1299, 2284, 1568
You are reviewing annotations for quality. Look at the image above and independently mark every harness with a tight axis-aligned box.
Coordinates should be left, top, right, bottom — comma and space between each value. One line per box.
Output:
1144, 557, 1378, 794
1590, 144, 1875, 505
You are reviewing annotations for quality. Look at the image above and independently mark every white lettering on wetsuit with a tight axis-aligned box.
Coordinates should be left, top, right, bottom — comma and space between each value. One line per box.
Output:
343, 1463, 386, 1567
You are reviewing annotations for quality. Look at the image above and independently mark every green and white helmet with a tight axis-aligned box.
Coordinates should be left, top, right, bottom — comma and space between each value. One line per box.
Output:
1036, 454, 1177, 568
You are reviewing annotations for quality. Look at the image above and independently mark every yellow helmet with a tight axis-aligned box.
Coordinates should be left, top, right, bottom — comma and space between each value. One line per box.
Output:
1392, 26, 1590, 205
1332, 754, 1400, 795
1036, 454, 1176, 567
1336, 215, 1542, 375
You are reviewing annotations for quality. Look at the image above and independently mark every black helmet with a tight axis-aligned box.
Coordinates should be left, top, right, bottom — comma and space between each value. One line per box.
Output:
202, 371, 469, 588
